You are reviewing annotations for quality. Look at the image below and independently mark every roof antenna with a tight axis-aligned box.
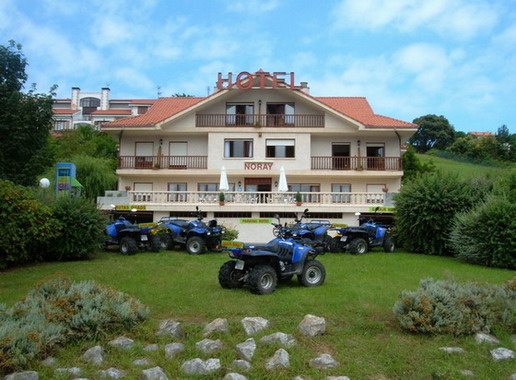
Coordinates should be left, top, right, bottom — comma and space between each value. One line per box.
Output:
157, 86, 162, 98
207, 86, 210, 96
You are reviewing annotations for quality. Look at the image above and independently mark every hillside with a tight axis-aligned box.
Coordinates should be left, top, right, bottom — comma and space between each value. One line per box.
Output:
416, 153, 510, 178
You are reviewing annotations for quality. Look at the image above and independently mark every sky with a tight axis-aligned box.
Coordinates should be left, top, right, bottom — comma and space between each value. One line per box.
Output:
1, 0, 515, 133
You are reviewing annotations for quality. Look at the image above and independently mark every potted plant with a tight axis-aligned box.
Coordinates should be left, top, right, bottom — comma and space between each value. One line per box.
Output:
125, 185, 131, 191
295, 192, 302, 206
219, 192, 225, 206
153, 162, 161, 170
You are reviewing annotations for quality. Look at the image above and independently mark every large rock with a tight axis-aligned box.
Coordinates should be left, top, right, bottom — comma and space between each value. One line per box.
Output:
265, 348, 290, 370
241, 317, 269, 335
139, 366, 168, 379
155, 319, 185, 338
223, 373, 248, 380
309, 353, 340, 369
108, 336, 135, 350
260, 332, 296, 347
196, 338, 223, 354
180, 358, 221, 375
82, 345, 105, 366
235, 338, 256, 361
164, 342, 185, 358
232, 359, 252, 371
133, 358, 152, 366
298, 314, 326, 337
475, 332, 500, 344
490, 347, 515, 361
98, 367, 127, 379
4, 372, 39, 380
438, 347, 465, 354
203, 318, 229, 337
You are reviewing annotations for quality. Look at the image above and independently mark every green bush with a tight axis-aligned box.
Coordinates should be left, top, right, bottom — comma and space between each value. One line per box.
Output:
394, 173, 491, 255
0, 277, 148, 372
222, 225, 239, 241
47, 197, 106, 261
0, 179, 60, 268
450, 195, 516, 269
393, 278, 515, 335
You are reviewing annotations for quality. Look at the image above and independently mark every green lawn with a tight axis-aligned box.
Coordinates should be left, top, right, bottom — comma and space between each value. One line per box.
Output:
416, 154, 509, 178
1, 250, 514, 379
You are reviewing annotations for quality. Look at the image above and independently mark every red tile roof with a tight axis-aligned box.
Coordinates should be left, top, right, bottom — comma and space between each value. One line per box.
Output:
103, 97, 205, 127
468, 131, 495, 136
53, 108, 79, 115
91, 109, 133, 115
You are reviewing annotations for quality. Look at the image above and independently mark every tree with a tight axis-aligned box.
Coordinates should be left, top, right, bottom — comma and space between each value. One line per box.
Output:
409, 114, 455, 153
0, 41, 54, 186
401, 146, 435, 182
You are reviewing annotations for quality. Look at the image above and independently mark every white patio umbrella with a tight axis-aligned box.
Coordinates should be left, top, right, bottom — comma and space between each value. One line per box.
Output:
219, 166, 229, 191
278, 166, 289, 192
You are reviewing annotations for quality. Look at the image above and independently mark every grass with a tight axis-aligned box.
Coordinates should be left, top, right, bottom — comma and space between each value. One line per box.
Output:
416, 153, 509, 178
1, 249, 514, 379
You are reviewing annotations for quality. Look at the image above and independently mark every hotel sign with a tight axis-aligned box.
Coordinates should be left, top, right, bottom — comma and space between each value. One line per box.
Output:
244, 162, 273, 170
217, 71, 300, 90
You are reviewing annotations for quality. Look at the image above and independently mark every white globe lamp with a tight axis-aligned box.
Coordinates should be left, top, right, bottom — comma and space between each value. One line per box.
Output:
39, 178, 50, 188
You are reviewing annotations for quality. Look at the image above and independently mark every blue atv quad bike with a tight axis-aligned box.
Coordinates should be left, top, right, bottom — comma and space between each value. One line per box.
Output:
105, 216, 160, 255
330, 212, 395, 254
219, 214, 326, 295
282, 208, 333, 248
157, 206, 225, 254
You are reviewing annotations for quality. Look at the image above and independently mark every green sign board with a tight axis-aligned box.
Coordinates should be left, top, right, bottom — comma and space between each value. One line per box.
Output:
239, 218, 273, 224
368, 206, 395, 212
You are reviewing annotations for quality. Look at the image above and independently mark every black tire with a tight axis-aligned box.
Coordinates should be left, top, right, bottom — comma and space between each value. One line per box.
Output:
186, 236, 206, 255
348, 237, 368, 254
218, 261, 245, 289
329, 236, 341, 253
298, 260, 326, 287
120, 236, 137, 255
158, 234, 172, 250
383, 235, 395, 253
323, 235, 332, 252
247, 265, 277, 295
149, 234, 161, 252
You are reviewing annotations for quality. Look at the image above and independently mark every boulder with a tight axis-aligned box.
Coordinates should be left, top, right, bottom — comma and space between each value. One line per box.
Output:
144, 344, 159, 352
309, 353, 340, 369
298, 314, 326, 337
235, 338, 256, 361
438, 347, 465, 354
490, 347, 515, 361
4, 371, 39, 380
82, 345, 104, 366
196, 338, 223, 354
108, 336, 135, 350
475, 332, 500, 344
139, 366, 168, 379
231, 359, 252, 371
155, 319, 185, 338
55, 367, 82, 377
223, 373, 248, 380
180, 358, 221, 375
260, 332, 296, 347
98, 367, 127, 379
241, 317, 269, 335
133, 358, 152, 366
265, 348, 290, 370
203, 318, 229, 337
164, 342, 185, 358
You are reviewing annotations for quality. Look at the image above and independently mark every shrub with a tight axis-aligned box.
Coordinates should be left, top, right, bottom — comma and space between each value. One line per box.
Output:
0, 179, 60, 268
394, 173, 491, 255
393, 278, 516, 335
46, 197, 106, 261
222, 225, 239, 241
450, 195, 516, 269
0, 277, 148, 372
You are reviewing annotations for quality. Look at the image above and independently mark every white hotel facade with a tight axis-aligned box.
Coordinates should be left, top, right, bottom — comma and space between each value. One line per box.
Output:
98, 71, 417, 241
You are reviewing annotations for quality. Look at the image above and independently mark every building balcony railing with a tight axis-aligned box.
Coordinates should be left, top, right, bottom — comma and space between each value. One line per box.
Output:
311, 156, 402, 171
126, 191, 386, 206
118, 156, 208, 169
196, 114, 324, 128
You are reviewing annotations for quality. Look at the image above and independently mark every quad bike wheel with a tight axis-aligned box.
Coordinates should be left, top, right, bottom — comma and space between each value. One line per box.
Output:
383, 236, 395, 253
218, 261, 245, 289
298, 260, 326, 287
186, 236, 206, 255
119, 236, 137, 255
149, 235, 161, 252
329, 236, 342, 253
348, 237, 368, 254
247, 265, 278, 295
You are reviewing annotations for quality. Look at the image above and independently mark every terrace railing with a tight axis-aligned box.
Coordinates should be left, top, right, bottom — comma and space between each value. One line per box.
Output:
311, 156, 402, 171
196, 114, 324, 128
118, 156, 208, 169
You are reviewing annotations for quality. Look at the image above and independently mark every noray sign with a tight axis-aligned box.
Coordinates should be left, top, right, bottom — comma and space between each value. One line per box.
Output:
217, 71, 300, 90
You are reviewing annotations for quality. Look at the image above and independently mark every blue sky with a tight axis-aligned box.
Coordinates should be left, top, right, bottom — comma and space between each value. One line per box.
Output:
1, 0, 515, 133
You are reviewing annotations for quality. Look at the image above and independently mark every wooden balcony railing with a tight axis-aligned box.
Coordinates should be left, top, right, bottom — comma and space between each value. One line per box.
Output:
196, 114, 324, 128
126, 191, 386, 205
118, 156, 208, 169
311, 156, 402, 171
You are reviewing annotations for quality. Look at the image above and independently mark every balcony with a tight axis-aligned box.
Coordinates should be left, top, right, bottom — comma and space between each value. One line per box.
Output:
118, 156, 208, 169
196, 114, 324, 128
311, 156, 402, 171
125, 190, 386, 206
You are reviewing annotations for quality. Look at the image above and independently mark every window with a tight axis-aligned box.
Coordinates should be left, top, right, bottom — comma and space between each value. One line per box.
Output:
198, 183, 218, 203
332, 183, 351, 203
266, 103, 294, 125
133, 182, 153, 202
290, 183, 320, 203
80, 97, 100, 114
169, 141, 188, 168
137, 106, 149, 115
53, 120, 71, 130
366, 143, 385, 169
226, 103, 254, 125
168, 183, 187, 202
135, 142, 154, 168
224, 140, 253, 158
266, 139, 295, 158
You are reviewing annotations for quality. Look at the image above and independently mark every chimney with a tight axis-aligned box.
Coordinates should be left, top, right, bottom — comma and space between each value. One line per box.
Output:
71, 87, 80, 109
300, 82, 309, 94
101, 87, 110, 110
